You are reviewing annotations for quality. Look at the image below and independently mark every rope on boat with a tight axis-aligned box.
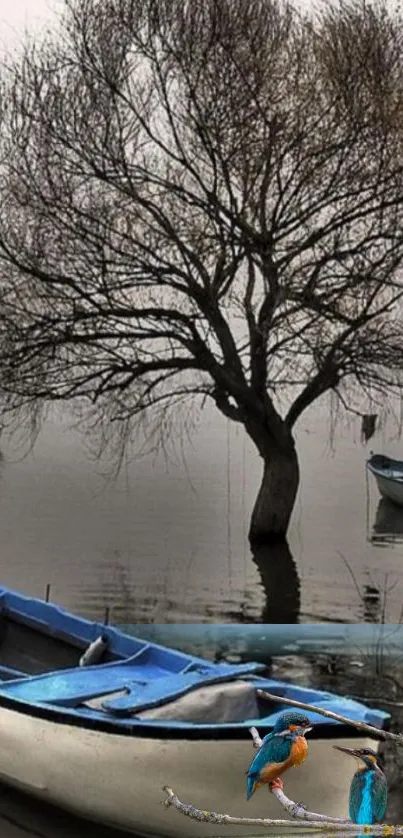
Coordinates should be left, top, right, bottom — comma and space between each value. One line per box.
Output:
79, 635, 108, 667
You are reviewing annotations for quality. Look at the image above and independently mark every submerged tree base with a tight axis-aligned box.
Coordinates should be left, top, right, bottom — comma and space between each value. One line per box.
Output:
249, 445, 300, 543
249, 531, 290, 546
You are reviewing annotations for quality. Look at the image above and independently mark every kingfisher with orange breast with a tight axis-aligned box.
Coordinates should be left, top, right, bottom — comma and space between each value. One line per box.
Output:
246, 711, 313, 799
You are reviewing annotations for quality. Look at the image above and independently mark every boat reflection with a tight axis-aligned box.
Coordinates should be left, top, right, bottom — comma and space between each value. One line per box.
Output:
371, 497, 403, 545
0, 780, 130, 838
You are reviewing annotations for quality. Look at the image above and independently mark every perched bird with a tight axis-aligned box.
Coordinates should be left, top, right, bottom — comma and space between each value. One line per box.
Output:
333, 746, 388, 824
246, 711, 312, 800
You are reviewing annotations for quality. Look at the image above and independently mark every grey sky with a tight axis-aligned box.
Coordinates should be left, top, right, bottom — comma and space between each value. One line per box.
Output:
0, 0, 400, 48
0, 0, 61, 51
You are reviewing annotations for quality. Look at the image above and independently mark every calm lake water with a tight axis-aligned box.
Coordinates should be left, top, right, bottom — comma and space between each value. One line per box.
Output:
0, 650, 401, 838
0, 400, 402, 623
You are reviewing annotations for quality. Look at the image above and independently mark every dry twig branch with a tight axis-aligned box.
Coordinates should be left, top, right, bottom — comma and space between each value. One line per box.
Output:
257, 689, 403, 745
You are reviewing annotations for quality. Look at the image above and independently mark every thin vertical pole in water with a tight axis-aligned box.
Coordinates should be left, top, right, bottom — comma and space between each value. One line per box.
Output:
104, 606, 110, 625
242, 432, 247, 591
45, 583, 51, 602
227, 418, 232, 585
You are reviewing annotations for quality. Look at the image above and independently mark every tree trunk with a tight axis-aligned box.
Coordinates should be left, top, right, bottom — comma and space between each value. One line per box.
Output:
249, 443, 299, 543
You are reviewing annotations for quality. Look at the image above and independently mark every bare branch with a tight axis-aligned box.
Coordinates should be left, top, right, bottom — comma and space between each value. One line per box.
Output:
257, 689, 403, 744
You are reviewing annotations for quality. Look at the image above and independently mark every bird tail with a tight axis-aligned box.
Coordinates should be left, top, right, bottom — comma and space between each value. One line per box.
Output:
246, 773, 257, 800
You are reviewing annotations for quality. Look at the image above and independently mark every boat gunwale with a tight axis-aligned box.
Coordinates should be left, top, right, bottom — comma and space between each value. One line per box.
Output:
0, 689, 388, 740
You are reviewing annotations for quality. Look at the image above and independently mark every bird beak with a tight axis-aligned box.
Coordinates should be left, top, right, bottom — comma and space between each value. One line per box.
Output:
333, 745, 360, 759
301, 725, 313, 735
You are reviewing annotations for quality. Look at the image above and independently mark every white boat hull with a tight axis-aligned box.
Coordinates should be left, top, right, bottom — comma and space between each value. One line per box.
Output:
374, 473, 403, 506
0, 705, 378, 836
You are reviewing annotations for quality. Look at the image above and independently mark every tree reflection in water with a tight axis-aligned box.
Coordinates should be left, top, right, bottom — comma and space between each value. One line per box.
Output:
251, 539, 300, 624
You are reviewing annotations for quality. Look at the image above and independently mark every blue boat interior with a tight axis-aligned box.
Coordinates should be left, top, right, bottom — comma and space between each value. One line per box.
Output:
0, 586, 390, 735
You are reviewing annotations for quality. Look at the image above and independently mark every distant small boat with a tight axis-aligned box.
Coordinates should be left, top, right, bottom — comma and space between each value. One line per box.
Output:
367, 453, 403, 506
0, 586, 390, 836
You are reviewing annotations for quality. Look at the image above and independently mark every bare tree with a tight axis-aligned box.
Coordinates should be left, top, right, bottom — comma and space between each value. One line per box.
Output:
0, 0, 402, 542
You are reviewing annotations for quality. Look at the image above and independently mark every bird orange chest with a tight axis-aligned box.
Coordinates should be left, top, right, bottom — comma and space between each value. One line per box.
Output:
259, 736, 308, 785
288, 736, 309, 766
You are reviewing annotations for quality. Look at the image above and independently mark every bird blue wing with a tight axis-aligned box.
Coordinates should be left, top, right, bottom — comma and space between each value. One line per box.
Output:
350, 771, 387, 824
373, 772, 388, 823
247, 732, 292, 777
350, 772, 373, 824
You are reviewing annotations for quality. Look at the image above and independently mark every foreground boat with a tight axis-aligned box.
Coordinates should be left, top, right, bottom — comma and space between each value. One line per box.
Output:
367, 453, 403, 506
0, 586, 390, 837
